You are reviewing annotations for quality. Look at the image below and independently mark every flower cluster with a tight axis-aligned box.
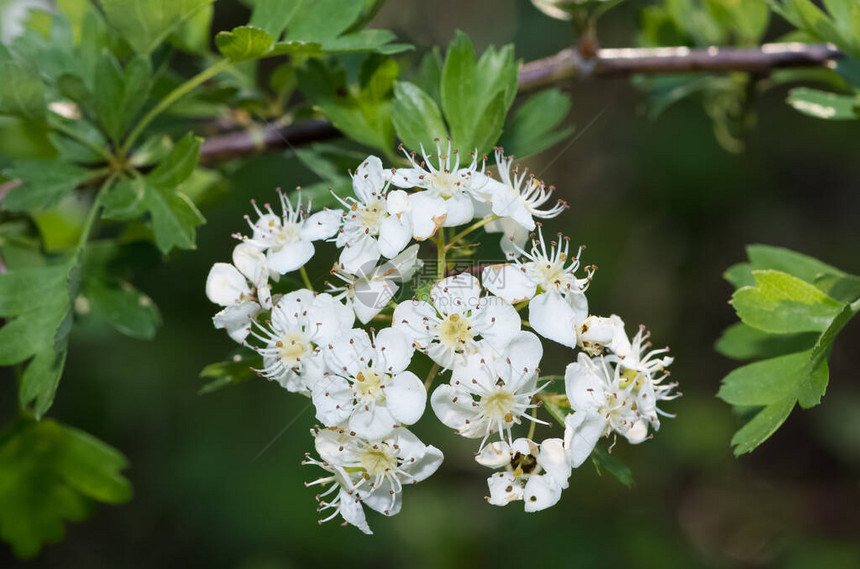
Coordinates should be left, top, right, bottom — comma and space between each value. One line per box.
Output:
205, 143, 679, 534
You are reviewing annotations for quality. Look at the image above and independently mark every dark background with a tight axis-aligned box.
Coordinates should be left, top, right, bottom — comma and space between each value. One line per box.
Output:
3, 0, 860, 567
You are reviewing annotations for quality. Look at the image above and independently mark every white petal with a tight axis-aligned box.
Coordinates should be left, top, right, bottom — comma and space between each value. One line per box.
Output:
301, 208, 342, 241
338, 233, 381, 274
488, 181, 535, 231
430, 384, 477, 434
373, 327, 414, 374
393, 300, 438, 348
624, 419, 650, 444
566, 289, 589, 324
451, 349, 497, 391
337, 488, 372, 535
212, 302, 260, 343
473, 298, 521, 352
475, 441, 512, 468
537, 438, 571, 489
360, 478, 402, 516
563, 411, 606, 468
386, 189, 410, 216
232, 243, 268, 285
505, 331, 544, 378
349, 405, 397, 440
395, 429, 443, 482
351, 284, 394, 324
408, 193, 447, 240
430, 273, 481, 315
377, 215, 412, 259
324, 328, 373, 378
487, 472, 523, 506
481, 264, 536, 304
311, 375, 354, 426
352, 155, 385, 202
528, 290, 579, 348
564, 354, 606, 412
205, 263, 249, 306
386, 167, 427, 189
426, 342, 462, 371
307, 293, 355, 343
267, 241, 315, 274
440, 193, 474, 227
375, 243, 420, 283
385, 371, 426, 426
523, 475, 563, 512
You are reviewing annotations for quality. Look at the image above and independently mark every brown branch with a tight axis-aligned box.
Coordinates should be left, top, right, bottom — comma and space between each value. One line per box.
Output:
198, 42, 842, 163
518, 42, 842, 89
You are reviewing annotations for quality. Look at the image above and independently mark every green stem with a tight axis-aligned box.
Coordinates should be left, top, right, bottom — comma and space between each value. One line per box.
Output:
424, 362, 440, 390
49, 117, 116, 165
527, 406, 538, 440
300, 266, 314, 291
435, 228, 447, 280
122, 59, 232, 156
445, 215, 498, 253
76, 175, 116, 253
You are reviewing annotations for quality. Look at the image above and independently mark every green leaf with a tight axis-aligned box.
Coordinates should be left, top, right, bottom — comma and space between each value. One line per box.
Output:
714, 322, 819, 360
814, 273, 860, 303
102, 177, 148, 221
391, 81, 448, 152
591, 446, 634, 488
169, 3, 213, 53
149, 133, 201, 188
730, 396, 796, 455
786, 87, 859, 120
198, 354, 261, 395
249, 0, 303, 39
215, 26, 274, 62
798, 302, 857, 408
2, 160, 92, 213
0, 61, 45, 118
731, 270, 844, 333
440, 31, 518, 153
297, 58, 394, 153
497, 89, 573, 158
94, 52, 152, 141
100, 0, 215, 54
83, 279, 161, 340
724, 262, 755, 289
0, 418, 132, 558
19, 347, 68, 420
718, 350, 814, 406
746, 244, 846, 284
144, 182, 205, 253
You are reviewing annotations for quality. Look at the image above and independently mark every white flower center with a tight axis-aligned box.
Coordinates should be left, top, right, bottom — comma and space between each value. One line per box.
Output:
438, 313, 473, 348
271, 220, 301, 248
354, 367, 388, 401
428, 171, 461, 198
482, 389, 516, 422
277, 332, 311, 363
355, 198, 386, 234
360, 444, 397, 476
533, 252, 571, 293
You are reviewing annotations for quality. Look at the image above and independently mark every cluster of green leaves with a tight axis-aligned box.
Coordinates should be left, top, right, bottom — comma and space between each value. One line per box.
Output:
636, 0, 770, 153
0, 0, 419, 558
716, 245, 860, 455
773, 0, 860, 121
299, 30, 573, 159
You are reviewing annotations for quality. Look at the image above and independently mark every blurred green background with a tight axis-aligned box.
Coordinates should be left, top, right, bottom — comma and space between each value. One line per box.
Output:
3, 0, 860, 567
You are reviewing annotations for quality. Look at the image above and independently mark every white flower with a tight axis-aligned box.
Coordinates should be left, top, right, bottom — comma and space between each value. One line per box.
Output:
476, 437, 571, 512
562, 340, 678, 468
327, 244, 422, 324
238, 189, 341, 275
303, 426, 444, 534
248, 290, 354, 393
333, 156, 413, 273
483, 150, 567, 232
206, 243, 273, 343
482, 226, 594, 348
393, 273, 520, 370
576, 314, 631, 357
385, 141, 493, 237
430, 331, 545, 447
312, 327, 425, 439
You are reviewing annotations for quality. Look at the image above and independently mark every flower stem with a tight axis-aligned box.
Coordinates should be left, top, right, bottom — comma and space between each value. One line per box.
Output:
435, 228, 447, 280
445, 215, 498, 253
424, 362, 440, 390
300, 266, 314, 291
122, 59, 232, 156
76, 175, 116, 253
